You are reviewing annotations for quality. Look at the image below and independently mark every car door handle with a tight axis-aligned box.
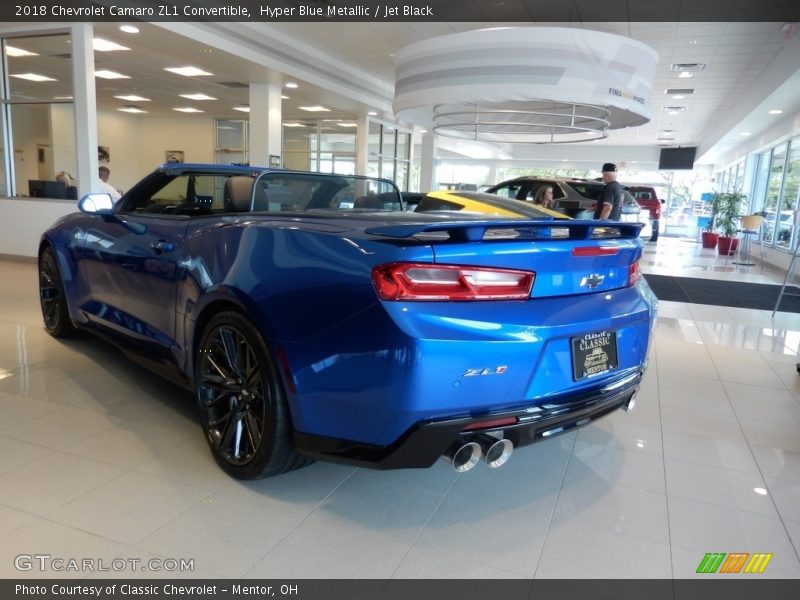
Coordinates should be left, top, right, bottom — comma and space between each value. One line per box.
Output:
151, 240, 175, 253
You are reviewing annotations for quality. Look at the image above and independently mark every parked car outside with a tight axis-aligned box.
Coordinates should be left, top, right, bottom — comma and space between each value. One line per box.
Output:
485, 176, 652, 240
39, 164, 657, 479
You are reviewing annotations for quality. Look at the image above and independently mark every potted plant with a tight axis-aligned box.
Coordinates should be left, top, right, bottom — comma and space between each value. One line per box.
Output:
701, 192, 723, 249
715, 191, 746, 256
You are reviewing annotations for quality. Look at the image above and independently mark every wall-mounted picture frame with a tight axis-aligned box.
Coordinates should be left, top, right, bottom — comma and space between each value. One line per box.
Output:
165, 150, 184, 163
98, 146, 110, 162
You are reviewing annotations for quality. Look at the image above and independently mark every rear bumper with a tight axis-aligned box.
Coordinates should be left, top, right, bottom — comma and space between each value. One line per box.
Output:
293, 370, 642, 469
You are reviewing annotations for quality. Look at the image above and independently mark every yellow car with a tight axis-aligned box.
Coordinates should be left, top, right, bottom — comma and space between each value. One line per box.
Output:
411, 190, 571, 220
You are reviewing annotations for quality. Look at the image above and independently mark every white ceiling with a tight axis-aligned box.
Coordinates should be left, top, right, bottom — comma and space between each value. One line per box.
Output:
2, 20, 798, 166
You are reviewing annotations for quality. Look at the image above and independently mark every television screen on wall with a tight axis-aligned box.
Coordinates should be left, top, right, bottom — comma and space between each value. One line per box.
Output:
658, 147, 697, 170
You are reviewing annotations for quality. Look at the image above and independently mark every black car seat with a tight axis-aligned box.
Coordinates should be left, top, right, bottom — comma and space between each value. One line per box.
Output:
354, 194, 383, 210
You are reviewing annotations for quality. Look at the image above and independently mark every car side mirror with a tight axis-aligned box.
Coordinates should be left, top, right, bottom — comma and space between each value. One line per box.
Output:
79, 193, 114, 214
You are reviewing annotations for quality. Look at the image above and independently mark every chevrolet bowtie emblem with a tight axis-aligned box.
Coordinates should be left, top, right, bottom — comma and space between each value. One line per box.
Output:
580, 274, 605, 288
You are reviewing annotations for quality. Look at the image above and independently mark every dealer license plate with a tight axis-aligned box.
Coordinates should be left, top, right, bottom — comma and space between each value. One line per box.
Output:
571, 330, 618, 380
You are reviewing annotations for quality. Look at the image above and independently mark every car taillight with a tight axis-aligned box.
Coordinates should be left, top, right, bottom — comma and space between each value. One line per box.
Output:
372, 263, 535, 301
572, 246, 619, 257
628, 260, 642, 286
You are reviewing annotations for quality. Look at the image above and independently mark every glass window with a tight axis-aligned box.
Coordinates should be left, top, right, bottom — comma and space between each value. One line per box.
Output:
3, 34, 76, 197
255, 172, 402, 212
125, 174, 235, 215
733, 162, 743, 192
215, 119, 247, 165
751, 151, 770, 214
382, 127, 396, 159
775, 138, 800, 250
763, 143, 787, 245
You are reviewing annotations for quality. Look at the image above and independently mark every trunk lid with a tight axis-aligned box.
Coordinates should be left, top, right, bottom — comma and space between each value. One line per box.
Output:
366, 219, 643, 298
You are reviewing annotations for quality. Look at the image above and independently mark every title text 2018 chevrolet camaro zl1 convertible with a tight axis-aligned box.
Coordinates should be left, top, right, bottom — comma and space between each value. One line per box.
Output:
39, 164, 657, 479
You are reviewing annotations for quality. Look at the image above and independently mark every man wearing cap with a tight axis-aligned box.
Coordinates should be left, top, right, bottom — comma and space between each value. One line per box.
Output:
593, 162, 623, 220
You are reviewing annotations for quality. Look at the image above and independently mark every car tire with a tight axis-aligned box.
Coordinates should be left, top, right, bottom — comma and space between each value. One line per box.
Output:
649, 221, 659, 242
38, 246, 76, 338
195, 311, 311, 479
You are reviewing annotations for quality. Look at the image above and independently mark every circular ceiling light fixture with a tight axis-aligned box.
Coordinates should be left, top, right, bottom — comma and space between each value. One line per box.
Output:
393, 27, 658, 144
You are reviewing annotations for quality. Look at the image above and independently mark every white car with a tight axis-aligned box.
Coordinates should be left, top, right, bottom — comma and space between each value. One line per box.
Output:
620, 206, 653, 240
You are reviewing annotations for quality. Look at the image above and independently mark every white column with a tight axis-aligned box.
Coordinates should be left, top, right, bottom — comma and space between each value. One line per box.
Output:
419, 131, 437, 192
355, 114, 369, 176
249, 84, 282, 168
70, 23, 98, 199
487, 164, 498, 186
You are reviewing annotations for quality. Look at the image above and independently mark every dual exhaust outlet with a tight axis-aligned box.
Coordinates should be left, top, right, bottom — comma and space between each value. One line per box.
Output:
442, 434, 513, 472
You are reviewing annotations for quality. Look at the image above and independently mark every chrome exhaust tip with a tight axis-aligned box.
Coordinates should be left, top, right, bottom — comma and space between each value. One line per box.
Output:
476, 434, 513, 468
624, 386, 640, 412
442, 441, 482, 472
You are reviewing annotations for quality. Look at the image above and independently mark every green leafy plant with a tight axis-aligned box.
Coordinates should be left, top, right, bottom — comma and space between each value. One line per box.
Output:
703, 192, 724, 233
714, 191, 748, 237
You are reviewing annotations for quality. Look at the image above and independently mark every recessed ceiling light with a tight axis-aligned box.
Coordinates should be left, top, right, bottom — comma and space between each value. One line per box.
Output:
740, 132, 751, 136
114, 94, 150, 102
769, 109, 783, 115
95, 69, 130, 79
298, 105, 330, 112
660, 129, 676, 134
179, 93, 217, 101
54, 96, 73, 100
679, 72, 693, 78
173, 107, 204, 113
419, 129, 428, 133
672, 94, 685, 100
164, 66, 213, 77
663, 106, 687, 115
93, 38, 130, 52
367, 111, 378, 116
284, 82, 299, 89
689, 39, 698, 45
337, 122, 358, 127
671, 63, 706, 73
10, 73, 56, 82
753, 487, 767, 496
119, 25, 140, 34
281, 95, 290, 100
233, 106, 250, 112
283, 122, 306, 127
5, 46, 38, 57
118, 107, 147, 114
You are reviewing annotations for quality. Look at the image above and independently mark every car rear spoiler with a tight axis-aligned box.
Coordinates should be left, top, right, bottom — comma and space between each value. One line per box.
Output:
365, 220, 644, 242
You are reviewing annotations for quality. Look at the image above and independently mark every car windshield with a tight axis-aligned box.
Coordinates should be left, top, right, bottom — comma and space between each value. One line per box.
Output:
252, 172, 402, 213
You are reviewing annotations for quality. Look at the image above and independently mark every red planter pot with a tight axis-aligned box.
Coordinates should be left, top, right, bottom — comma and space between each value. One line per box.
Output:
716, 236, 739, 256
701, 231, 719, 249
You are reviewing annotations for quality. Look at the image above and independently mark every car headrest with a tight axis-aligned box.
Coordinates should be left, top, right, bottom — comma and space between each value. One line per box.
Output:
354, 195, 383, 210
224, 176, 255, 213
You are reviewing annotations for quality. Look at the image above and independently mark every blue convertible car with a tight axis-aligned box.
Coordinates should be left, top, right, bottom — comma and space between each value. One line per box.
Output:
39, 164, 657, 479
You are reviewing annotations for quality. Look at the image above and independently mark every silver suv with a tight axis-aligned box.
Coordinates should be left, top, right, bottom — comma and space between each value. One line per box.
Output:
486, 176, 651, 238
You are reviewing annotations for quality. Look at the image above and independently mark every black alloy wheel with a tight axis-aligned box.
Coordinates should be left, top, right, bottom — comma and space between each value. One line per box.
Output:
38, 246, 75, 337
195, 311, 310, 479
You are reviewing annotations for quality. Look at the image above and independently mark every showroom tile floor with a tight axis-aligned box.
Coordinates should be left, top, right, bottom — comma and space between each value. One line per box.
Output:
1, 236, 800, 579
